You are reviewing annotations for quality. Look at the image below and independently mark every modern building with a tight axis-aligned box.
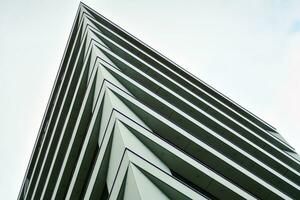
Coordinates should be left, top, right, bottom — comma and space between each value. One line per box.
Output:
19, 3, 300, 200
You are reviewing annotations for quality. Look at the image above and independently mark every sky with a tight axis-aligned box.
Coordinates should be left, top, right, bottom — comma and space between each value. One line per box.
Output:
0, 0, 299, 199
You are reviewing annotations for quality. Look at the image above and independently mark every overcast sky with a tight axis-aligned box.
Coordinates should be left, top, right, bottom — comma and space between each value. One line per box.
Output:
1, 0, 299, 199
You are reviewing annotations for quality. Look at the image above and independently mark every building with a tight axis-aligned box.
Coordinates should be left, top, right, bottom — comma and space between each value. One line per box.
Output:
19, 3, 300, 199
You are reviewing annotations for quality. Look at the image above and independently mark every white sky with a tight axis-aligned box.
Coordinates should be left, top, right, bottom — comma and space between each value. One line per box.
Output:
1, 0, 299, 199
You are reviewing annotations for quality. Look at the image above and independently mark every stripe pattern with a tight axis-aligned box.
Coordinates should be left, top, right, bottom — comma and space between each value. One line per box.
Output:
19, 3, 300, 200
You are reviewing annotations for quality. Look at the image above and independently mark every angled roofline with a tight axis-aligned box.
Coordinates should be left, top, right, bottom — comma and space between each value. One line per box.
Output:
79, 2, 278, 134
